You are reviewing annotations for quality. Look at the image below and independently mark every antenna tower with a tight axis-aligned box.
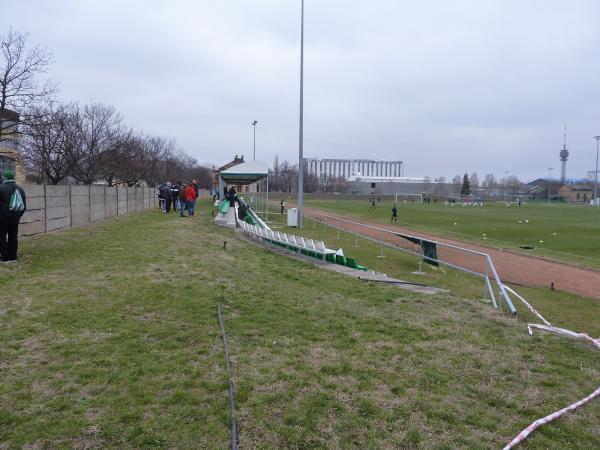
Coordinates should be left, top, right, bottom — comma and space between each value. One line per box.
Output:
559, 123, 569, 182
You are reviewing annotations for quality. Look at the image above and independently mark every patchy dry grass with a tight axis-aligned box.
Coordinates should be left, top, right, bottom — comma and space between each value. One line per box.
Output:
0, 199, 599, 449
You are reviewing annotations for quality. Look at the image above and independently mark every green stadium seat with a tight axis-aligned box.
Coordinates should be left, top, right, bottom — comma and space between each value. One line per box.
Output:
335, 254, 346, 266
346, 257, 368, 271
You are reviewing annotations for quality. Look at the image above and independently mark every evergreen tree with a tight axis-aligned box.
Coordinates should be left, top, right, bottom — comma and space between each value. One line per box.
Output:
460, 172, 471, 196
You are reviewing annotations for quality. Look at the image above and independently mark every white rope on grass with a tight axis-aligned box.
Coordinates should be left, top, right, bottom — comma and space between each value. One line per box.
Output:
503, 285, 551, 326
502, 293, 600, 449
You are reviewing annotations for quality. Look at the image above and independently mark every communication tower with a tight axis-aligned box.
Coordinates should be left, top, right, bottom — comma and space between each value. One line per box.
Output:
560, 123, 569, 182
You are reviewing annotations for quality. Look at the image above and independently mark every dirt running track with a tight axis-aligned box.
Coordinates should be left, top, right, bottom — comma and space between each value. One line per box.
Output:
303, 208, 600, 301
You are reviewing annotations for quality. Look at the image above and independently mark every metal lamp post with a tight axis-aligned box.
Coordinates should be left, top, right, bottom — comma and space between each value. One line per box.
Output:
252, 120, 258, 160
297, 0, 305, 228
594, 136, 600, 206
547, 168, 553, 204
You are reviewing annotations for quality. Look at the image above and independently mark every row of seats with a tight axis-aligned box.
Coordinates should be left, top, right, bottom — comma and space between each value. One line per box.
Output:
239, 221, 368, 271
240, 221, 331, 259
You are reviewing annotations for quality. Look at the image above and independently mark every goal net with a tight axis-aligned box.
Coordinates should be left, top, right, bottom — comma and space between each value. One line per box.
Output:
394, 193, 423, 203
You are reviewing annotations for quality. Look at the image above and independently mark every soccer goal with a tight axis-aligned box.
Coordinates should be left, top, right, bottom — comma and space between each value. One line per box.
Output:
394, 193, 423, 203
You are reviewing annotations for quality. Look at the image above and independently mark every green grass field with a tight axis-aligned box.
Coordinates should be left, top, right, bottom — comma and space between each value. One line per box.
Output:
1, 199, 599, 449
302, 198, 600, 268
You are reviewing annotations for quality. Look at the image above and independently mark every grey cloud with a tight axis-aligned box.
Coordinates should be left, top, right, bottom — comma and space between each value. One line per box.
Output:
5, 0, 600, 180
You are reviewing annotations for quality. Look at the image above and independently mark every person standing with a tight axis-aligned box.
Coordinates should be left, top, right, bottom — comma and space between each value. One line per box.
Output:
280, 199, 285, 214
0, 170, 27, 263
171, 182, 181, 212
184, 182, 197, 216
391, 204, 398, 223
228, 186, 236, 207
160, 182, 172, 212
192, 178, 199, 198
179, 183, 188, 217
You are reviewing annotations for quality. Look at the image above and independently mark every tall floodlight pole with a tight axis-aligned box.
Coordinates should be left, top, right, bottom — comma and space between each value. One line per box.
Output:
547, 168, 553, 204
252, 120, 258, 160
297, 0, 305, 228
594, 136, 600, 206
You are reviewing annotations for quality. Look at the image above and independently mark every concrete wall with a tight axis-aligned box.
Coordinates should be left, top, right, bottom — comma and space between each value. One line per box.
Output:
19, 185, 157, 237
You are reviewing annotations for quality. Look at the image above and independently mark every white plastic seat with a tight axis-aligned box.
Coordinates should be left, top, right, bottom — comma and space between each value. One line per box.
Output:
287, 235, 297, 246
280, 233, 288, 243
305, 239, 316, 250
296, 237, 306, 248
315, 241, 326, 253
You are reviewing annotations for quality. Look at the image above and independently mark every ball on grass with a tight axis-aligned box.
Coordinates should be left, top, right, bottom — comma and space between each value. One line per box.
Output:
453, 222, 457, 226
525, 219, 529, 223
518, 220, 522, 224
539, 240, 544, 243
553, 232, 557, 236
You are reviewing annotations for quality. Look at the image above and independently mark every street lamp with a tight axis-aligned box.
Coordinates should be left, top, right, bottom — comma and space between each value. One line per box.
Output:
297, 0, 305, 228
547, 168, 553, 204
252, 120, 258, 160
594, 136, 600, 206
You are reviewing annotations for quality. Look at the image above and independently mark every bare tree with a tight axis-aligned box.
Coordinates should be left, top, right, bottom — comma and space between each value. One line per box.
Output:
279, 161, 298, 194
482, 173, 497, 197
470, 172, 479, 188
434, 176, 446, 195
506, 175, 522, 197
0, 28, 57, 138
20, 101, 78, 184
69, 103, 122, 184
452, 174, 461, 194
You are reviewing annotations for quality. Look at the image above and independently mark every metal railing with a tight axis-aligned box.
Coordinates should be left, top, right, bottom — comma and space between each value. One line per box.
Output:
304, 208, 517, 315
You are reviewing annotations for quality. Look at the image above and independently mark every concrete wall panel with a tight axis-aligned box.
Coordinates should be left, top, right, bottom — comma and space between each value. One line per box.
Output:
17, 183, 154, 237
47, 216, 70, 232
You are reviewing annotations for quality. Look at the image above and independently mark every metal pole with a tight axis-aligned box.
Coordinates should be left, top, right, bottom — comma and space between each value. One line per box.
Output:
252, 120, 258, 160
547, 168, 553, 204
594, 136, 600, 206
297, 0, 304, 228
266, 174, 269, 221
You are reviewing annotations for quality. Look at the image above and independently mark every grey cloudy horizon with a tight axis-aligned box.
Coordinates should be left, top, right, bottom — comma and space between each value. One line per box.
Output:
6, 0, 600, 182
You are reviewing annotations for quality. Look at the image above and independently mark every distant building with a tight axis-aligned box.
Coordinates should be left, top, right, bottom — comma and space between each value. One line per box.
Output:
0, 108, 25, 183
558, 184, 593, 203
305, 158, 404, 180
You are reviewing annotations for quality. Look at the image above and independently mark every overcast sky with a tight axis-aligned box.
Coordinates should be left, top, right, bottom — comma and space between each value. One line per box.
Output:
6, 0, 600, 181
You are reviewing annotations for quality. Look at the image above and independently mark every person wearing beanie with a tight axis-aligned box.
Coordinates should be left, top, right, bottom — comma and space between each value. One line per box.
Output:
0, 170, 27, 263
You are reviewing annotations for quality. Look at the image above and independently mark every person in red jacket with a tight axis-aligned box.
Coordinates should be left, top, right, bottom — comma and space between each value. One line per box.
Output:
183, 182, 197, 217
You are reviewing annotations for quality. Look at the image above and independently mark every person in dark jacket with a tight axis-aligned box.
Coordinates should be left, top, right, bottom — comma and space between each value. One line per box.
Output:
160, 182, 173, 212
228, 187, 236, 207
0, 170, 27, 263
171, 182, 181, 212
238, 202, 247, 220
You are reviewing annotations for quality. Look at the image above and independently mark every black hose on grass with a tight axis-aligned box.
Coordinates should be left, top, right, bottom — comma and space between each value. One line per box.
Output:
217, 303, 238, 450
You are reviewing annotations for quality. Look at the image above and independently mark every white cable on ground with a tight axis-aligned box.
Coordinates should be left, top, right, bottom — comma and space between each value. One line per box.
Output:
502, 289, 600, 449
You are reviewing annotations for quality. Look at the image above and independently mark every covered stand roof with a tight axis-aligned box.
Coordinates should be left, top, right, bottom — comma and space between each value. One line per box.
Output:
220, 160, 269, 185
